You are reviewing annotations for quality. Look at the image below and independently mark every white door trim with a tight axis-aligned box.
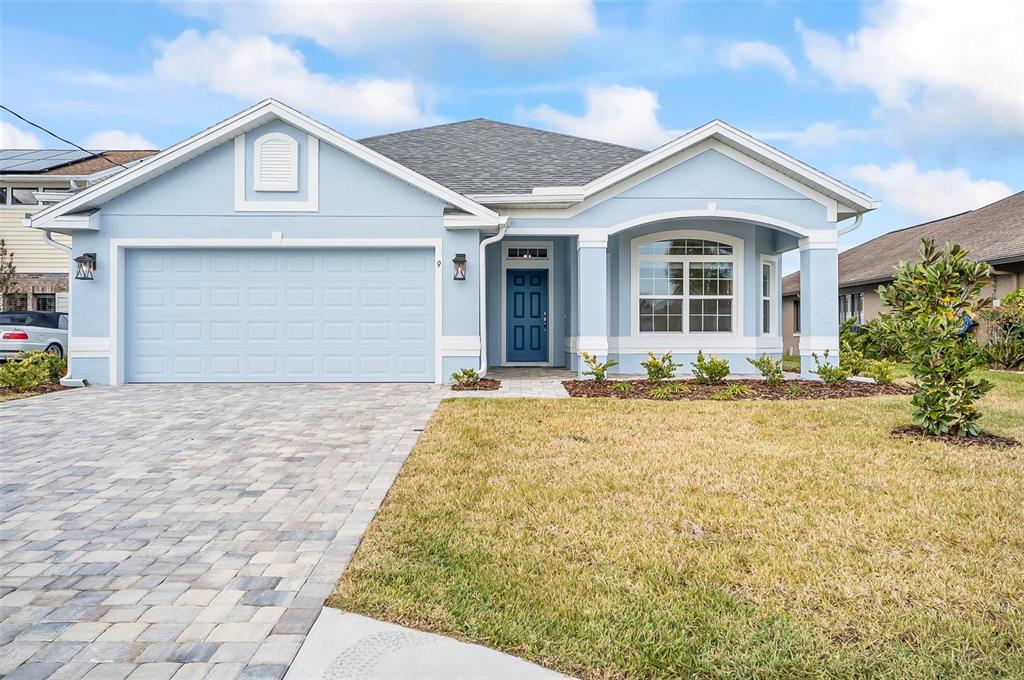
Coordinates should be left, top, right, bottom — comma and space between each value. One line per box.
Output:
500, 240, 555, 367
107, 236, 443, 385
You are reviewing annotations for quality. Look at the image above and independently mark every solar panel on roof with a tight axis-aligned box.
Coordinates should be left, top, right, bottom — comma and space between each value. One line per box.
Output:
0, 149, 93, 172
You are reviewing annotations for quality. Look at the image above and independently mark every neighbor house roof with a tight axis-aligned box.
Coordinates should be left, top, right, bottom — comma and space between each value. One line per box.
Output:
360, 119, 647, 196
0, 149, 157, 175
783, 190, 1024, 295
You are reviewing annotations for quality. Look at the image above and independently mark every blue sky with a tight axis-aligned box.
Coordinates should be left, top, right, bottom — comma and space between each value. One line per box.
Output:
2, 0, 1021, 270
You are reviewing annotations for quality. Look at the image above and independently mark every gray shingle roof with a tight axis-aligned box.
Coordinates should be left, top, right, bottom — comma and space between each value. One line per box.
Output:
783, 191, 1024, 295
359, 118, 646, 195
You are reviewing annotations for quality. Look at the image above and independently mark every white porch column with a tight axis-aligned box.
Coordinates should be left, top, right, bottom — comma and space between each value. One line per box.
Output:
576, 233, 609, 373
798, 232, 840, 377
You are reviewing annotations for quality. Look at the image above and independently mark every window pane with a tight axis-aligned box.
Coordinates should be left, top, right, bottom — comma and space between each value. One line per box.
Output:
639, 297, 684, 333
34, 294, 56, 312
689, 298, 732, 332
11, 188, 39, 205
640, 262, 684, 296
0, 187, 6, 204
689, 262, 733, 296
763, 299, 770, 333
639, 239, 733, 256
762, 263, 770, 296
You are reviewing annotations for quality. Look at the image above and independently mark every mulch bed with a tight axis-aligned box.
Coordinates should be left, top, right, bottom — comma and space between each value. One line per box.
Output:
891, 425, 1020, 448
0, 382, 69, 400
450, 378, 501, 391
562, 378, 915, 401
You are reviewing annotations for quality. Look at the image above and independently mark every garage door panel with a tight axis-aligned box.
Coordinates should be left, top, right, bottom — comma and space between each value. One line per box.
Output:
124, 248, 435, 382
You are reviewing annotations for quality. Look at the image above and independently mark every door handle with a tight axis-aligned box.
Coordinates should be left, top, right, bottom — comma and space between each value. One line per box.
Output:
543, 311, 548, 330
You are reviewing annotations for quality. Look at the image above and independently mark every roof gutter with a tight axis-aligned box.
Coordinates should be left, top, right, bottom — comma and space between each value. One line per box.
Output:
836, 213, 863, 237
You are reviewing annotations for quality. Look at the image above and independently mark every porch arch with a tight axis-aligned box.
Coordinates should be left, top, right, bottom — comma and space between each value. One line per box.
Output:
605, 209, 814, 240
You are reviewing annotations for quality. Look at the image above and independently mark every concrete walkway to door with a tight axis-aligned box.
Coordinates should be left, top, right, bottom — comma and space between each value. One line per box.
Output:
0, 383, 442, 680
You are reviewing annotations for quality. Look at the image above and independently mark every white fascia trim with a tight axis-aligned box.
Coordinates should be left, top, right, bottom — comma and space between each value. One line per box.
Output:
30, 98, 498, 230
608, 336, 783, 353
48, 212, 100, 231
798, 232, 839, 250
440, 336, 482, 356
234, 134, 319, 212
106, 236, 444, 385
442, 213, 507, 229
69, 336, 111, 359
577, 234, 608, 248
798, 335, 840, 355
581, 121, 875, 211
574, 335, 609, 355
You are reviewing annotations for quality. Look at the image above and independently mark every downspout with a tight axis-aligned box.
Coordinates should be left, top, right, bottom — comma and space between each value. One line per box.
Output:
43, 229, 72, 253
477, 218, 508, 376
836, 213, 862, 237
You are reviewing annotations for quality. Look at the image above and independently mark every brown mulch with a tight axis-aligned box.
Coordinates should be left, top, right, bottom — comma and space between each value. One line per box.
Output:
450, 378, 501, 391
562, 378, 915, 401
0, 382, 69, 400
891, 425, 1020, 448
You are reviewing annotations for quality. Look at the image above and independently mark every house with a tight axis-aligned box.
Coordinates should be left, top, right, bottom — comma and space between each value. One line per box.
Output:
0, 149, 158, 312
28, 99, 877, 384
781, 191, 1024, 355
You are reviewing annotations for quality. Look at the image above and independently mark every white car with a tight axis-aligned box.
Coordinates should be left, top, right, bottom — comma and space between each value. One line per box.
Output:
0, 311, 69, 361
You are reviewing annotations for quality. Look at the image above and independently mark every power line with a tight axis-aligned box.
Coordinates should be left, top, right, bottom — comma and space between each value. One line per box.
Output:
0, 104, 128, 169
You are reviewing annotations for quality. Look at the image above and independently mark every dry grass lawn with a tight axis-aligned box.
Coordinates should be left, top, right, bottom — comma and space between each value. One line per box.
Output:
330, 372, 1024, 679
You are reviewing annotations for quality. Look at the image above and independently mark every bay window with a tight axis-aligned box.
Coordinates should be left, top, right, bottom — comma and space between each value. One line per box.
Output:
637, 237, 736, 333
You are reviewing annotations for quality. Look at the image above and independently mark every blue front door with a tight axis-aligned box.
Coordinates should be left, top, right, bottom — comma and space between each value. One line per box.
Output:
506, 269, 549, 363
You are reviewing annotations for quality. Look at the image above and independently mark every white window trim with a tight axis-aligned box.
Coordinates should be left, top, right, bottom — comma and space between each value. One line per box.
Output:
234, 133, 319, 212
102, 236, 443, 386
253, 132, 299, 192
501, 240, 555, 367
629, 229, 744, 342
760, 254, 778, 336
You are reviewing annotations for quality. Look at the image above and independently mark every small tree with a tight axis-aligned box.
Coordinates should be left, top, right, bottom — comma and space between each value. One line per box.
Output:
879, 239, 993, 436
0, 239, 16, 310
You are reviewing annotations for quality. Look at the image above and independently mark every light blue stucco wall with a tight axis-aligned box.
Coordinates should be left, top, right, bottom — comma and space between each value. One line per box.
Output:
68, 120, 481, 384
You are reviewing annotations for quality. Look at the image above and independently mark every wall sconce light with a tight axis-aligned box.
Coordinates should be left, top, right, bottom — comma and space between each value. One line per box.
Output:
74, 253, 97, 280
452, 253, 467, 281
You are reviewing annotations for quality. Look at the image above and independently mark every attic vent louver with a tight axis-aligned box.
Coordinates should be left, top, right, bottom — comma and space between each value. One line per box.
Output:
253, 133, 298, 192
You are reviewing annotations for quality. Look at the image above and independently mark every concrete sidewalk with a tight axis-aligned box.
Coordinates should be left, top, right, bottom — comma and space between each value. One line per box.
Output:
285, 609, 568, 680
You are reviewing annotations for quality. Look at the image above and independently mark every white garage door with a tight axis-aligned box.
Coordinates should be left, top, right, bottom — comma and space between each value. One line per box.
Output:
124, 248, 436, 382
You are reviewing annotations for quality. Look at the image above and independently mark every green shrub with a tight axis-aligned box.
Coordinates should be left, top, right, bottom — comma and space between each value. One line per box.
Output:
811, 350, 851, 385
640, 351, 679, 383
0, 353, 50, 392
980, 298, 1024, 369
450, 367, 481, 386
787, 383, 805, 397
984, 337, 1024, 370
691, 351, 729, 385
580, 352, 618, 383
39, 352, 67, 383
650, 383, 685, 400
839, 341, 867, 376
746, 354, 783, 386
611, 381, 634, 393
859, 316, 904, 360
866, 359, 896, 385
710, 384, 752, 400
879, 238, 994, 436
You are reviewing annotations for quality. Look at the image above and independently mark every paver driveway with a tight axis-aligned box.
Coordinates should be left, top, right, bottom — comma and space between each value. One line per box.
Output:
0, 384, 442, 680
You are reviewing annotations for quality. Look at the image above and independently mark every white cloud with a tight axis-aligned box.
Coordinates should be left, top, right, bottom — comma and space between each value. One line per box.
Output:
153, 31, 428, 127
58, 70, 139, 92
798, 1, 1024, 138
84, 130, 157, 150
847, 160, 1012, 221
1, 121, 42, 149
756, 121, 883, 149
719, 41, 796, 81
179, 1, 597, 61
525, 85, 681, 149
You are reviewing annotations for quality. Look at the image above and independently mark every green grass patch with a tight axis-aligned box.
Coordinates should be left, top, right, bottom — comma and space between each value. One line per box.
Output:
331, 372, 1024, 679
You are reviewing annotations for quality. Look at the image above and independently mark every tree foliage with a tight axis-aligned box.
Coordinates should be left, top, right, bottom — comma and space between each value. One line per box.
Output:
879, 239, 993, 436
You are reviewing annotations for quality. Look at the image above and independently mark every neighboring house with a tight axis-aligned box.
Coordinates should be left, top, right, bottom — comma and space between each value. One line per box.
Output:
781, 191, 1024, 355
0, 149, 157, 312
29, 99, 876, 385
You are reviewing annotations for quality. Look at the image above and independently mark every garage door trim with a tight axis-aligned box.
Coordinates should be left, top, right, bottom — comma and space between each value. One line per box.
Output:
107, 237, 443, 384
